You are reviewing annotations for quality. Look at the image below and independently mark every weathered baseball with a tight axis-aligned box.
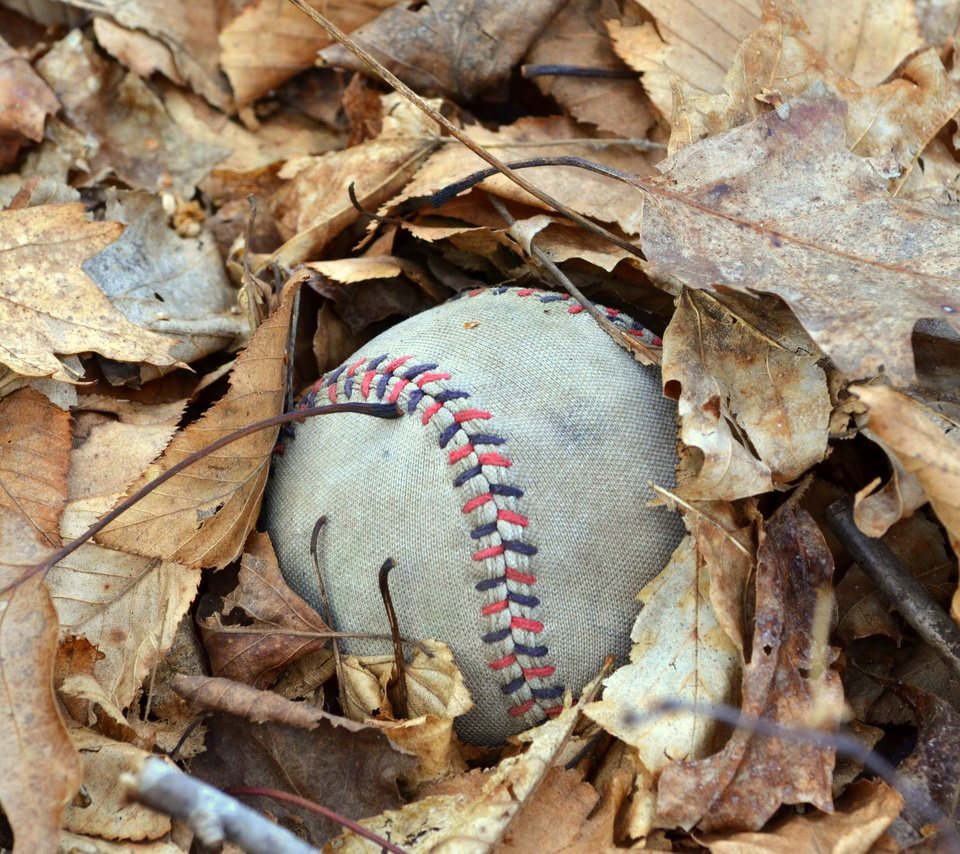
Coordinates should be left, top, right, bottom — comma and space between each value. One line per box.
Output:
263, 287, 683, 744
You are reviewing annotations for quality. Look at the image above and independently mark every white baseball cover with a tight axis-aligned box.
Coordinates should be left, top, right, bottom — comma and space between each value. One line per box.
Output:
263, 287, 683, 744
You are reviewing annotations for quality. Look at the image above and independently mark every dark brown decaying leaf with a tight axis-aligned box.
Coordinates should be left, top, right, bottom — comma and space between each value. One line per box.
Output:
0, 34, 59, 167
95, 277, 299, 569
319, 0, 569, 100
656, 502, 843, 832
197, 531, 332, 688
638, 92, 960, 385
187, 712, 415, 847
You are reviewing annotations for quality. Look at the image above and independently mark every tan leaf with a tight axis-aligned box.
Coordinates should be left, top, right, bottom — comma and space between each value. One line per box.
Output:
635, 93, 960, 385
853, 386, 960, 557
524, 0, 654, 139
306, 256, 406, 284
197, 531, 331, 688
95, 275, 299, 568
36, 30, 229, 195
91, 17, 182, 85
704, 779, 903, 853
265, 93, 440, 269
656, 503, 844, 832
65, 728, 171, 842
0, 515, 82, 853
220, 0, 394, 110
0, 34, 59, 154
319, 0, 569, 100
0, 388, 71, 546
0, 204, 177, 381
663, 289, 830, 501
584, 534, 740, 773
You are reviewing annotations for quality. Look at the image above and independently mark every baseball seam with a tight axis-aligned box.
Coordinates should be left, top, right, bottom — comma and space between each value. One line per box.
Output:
296, 288, 660, 724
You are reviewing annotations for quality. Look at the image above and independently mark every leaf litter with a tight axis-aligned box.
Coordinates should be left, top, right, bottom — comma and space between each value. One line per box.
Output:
0, 0, 958, 851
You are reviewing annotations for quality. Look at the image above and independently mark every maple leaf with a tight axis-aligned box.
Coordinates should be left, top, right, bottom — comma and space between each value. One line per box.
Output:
636, 92, 960, 385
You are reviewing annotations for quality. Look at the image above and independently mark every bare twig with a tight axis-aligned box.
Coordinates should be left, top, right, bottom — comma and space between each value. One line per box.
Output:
378, 558, 409, 719
521, 63, 638, 80
285, 0, 646, 261
825, 496, 960, 681
124, 757, 319, 854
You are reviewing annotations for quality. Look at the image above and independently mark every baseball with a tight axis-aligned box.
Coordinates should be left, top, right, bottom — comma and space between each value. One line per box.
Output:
263, 287, 683, 744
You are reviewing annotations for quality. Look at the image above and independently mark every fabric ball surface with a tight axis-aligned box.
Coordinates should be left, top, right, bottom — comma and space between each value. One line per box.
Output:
263, 287, 684, 744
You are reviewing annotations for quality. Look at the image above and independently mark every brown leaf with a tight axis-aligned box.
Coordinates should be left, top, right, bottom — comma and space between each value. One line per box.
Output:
853, 386, 960, 557
0, 34, 59, 165
188, 712, 415, 847
96, 276, 299, 568
197, 531, 331, 688
523, 0, 654, 139
220, 0, 394, 110
319, 0, 569, 100
35, 30, 229, 195
662, 288, 830, 501
0, 516, 82, 853
636, 92, 960, 385
0, 388, 71, 546
0, 203, 178, 382
703, 778, 903, 853
656, 502, 843, 833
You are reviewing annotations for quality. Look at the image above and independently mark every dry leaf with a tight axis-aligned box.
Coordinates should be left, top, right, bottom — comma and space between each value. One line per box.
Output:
0, 203, 177, 382
636, 92, 960, 385
853, 386, 960, 556
0, 515, 81, 854
36, 30, 229, 195
656, 503, 843, 832
197, 531, 331, 688
0, 34, 59, 167
220, 0, 394, 110
96, 275, 299, 568
319, 0, 569, 100
524, 0, 653, 139
663, 288, 830, 501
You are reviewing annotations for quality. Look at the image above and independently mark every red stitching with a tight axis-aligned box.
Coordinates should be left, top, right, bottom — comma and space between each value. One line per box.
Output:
489, 654, 516, 670
544, 705, 563, 718
417, 372, 450, 386
327, 384, 337, 404
421, 401, 443, 425
448, 444, 474, 463
347, 357, 365, 377
522, 665, 556, 679
454, 408, 492, 423
384, 355, 413, 372
387, 378, 410, 403
517, 288, 534, 297
497, 509, 528, 526
511, 616, 544, 632
477, 452, 511, 467
361, 370, 376, 397
509, 700, 536, 717
567, 303, 583, 314
462, 493, 493, 513
481, 600, 508, 616
473, 544, 504, 560
506, 567, 537, 585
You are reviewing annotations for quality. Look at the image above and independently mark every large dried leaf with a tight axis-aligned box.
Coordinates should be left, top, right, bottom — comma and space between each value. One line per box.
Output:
220, 0, 394, 110
0, 515, 81, 854
197, 531, 331, 688
853, 386, 960, 556
95, 276, 299, 569
0, 388, 70, 546
584, 534, 740, 773
319, 0, 569, 100
636, 92, 960, 385
663, 289, 830, 501
656, 503, 843, 832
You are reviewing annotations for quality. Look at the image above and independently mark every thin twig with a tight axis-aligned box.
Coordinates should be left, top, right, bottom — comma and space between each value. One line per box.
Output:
285, 0, 646, 261
310, 515, 347, 711
522, 63, 638, 80
378, 558, 409, 720
0, 402, 400, 597
825, 496, 960, 681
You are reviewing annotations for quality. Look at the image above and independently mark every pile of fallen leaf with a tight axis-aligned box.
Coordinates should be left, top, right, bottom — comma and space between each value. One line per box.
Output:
0, 0, 958, 851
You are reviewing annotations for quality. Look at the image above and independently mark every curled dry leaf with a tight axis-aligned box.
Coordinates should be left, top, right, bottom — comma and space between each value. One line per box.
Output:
637, 92, 960, 385
662, 288, 830, 501
197, 531, 332, 689
36, 30, 229, 195
656, 502, 843, 833
266, 94, 441, 269
64, 728, 171, 842
220, 0, 395, 111
853, 385, 960, 557
524, 0, 653, 139
0, 34, 59, 166
0, 203, 177, 382
0, 513, 81, 854
188, 711, 415, 847
319, 0, 568, 100
96, 276, 299, 569
584, 534, 740, 775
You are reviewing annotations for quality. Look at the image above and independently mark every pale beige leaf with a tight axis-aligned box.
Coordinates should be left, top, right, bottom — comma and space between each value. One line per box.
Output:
663, 289, 830, 500
584, 535, 740, 772
65, 728, 171, 841
0, 204, 177, 381
306, 256, 405, 284
637, 93, 960, 385
853, 385, 960, 556
220, 0, 395, 110
95, 276, 299, 569
92, 17, 182, 85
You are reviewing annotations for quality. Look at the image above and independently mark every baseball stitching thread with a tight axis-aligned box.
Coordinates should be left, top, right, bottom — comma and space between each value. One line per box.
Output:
296, 288, 660, 723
